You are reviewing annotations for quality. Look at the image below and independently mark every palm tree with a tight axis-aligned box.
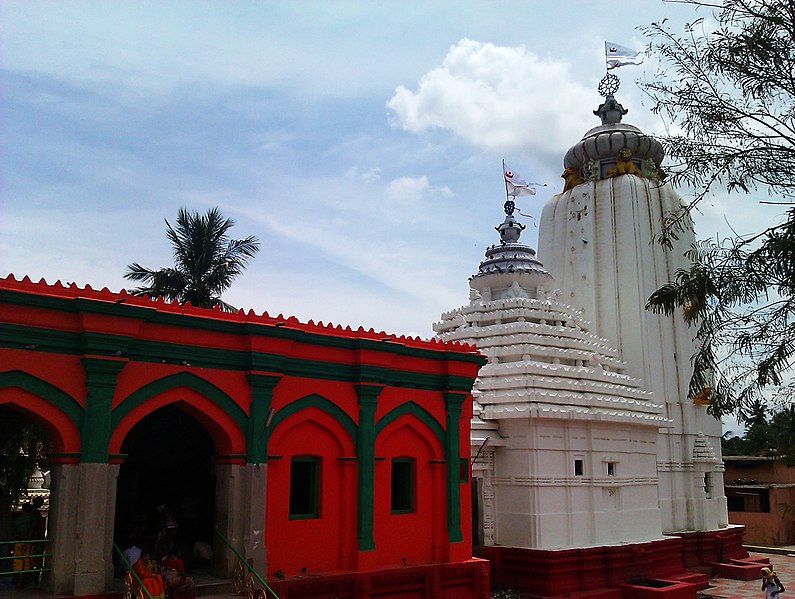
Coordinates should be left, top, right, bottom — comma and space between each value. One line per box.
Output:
124, 207, 259, 311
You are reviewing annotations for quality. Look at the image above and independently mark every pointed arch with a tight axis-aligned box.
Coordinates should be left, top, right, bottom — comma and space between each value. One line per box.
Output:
0, 370, 82, 454
110, 372, 246, 455
375, 400, 444, 447
112, 371, 245, 430
269, 393, 357, 449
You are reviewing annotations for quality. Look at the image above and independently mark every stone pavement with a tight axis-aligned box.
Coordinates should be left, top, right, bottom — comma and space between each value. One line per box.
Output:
696, 549, 795, 599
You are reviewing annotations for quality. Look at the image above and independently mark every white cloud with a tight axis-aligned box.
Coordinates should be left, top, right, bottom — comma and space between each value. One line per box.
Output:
387, 38, 594, 157
346, 166, 382, 183
385, 176, 451, 206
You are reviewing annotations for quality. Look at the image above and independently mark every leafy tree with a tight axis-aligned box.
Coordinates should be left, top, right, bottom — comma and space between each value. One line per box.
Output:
639, 0, 795, 417
721, 401, 795, 463
770, 403, 795, 465
125, 207, 259, 312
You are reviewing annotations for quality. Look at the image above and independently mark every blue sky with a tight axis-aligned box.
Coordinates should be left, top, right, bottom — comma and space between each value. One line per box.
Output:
1, 1, 784, 339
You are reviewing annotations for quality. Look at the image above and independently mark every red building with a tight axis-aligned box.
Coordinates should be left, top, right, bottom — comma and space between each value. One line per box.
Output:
0, 274, 489, 598
724, 456, 795, 546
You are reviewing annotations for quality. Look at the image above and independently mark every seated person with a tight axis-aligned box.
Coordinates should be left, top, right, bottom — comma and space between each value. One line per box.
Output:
124, 547, 165, 599
161, 551, 196, 599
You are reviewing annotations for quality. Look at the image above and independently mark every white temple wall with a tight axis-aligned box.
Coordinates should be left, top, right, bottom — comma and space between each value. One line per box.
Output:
491, 416, 662, 549
538, 174, 728, 533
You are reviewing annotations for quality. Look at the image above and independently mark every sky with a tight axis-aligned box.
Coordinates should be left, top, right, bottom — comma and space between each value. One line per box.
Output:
1, 1, 786, 342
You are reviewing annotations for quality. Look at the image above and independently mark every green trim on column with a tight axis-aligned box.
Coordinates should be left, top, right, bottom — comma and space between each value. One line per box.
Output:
443, 391, 467, 543
246, 373, 282, 464
82, 357, 126, 463
111, 371, 247, 432
355, 383, 383, 552
375, 401, 445, 445
0, 370, 83, 430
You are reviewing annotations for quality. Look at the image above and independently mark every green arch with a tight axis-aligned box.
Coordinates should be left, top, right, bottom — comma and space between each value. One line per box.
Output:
112, 371, 247, 433
375, 401, 445, 447
269, 393, 357, 450
0, 370, 83, 430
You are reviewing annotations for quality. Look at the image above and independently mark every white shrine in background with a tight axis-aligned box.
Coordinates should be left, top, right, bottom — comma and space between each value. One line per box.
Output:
435, 92, 728, 551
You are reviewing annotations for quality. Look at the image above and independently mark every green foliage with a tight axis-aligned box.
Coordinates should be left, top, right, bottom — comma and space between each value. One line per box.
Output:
647, 215, 795, 416
640, 1, 795, 241
722, 401, 795, 464
641, 1, 795, 417
125, 207, 259, 312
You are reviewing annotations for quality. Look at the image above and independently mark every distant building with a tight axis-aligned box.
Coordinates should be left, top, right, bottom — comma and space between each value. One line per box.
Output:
724, 456, 795, 546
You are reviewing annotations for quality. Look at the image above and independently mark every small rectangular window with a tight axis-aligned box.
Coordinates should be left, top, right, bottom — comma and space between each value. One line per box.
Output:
727, 489, 770, 513
607, 462, 616, 476
391, 458, 414, 513
704, 472, 712, 498
574, 459, 584, 476
289, 456, 319, 518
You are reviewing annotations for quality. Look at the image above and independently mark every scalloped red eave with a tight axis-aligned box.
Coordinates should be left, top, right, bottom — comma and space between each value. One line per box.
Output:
0, 273, 478, 352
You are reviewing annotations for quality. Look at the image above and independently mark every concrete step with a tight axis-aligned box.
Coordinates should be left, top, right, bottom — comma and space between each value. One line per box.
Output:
197, 579, 234, 597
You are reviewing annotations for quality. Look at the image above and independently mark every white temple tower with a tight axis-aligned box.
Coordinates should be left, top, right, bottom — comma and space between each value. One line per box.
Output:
537, 92, 729, 533
436, 204, 668, 549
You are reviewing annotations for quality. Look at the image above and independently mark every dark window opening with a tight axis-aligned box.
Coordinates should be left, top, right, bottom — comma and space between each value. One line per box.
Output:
391, 458, 414, 513
607, 462, 616, 476
704, 473, 713, 498
574, 459, 584, 476
289, 457, 319, 518
725, 488, 770, 513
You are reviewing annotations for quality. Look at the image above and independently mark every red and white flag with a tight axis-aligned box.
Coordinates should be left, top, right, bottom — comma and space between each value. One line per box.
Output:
504, 163, 536, 197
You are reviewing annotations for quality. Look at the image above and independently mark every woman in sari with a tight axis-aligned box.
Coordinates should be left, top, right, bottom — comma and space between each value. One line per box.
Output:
125, 547, 165, 599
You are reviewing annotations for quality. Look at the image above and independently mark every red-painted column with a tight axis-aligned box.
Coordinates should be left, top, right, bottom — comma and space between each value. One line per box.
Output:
339, 458, 357, 570
431, 460, 446, 562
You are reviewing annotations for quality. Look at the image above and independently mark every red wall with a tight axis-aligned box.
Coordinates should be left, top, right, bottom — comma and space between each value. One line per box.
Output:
374, 417, 444, 567
266, 406, 357, 576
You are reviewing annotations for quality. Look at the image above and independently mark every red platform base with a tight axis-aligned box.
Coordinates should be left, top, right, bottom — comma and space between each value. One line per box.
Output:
708, 554, 770, 581
666, 525, 748, 568
60, 560, 489, 599
478, 528, 745, 598
619, 578, 697, 599
267, 558, 490, 599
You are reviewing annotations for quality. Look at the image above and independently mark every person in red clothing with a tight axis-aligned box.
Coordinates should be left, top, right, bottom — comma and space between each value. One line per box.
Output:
161, 551, 196, 599
128, 550, 165, 599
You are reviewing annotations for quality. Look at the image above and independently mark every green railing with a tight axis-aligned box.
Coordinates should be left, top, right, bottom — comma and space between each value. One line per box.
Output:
0, 538, 51, 580
214, 527, 279, 599
112, 542, 154, 599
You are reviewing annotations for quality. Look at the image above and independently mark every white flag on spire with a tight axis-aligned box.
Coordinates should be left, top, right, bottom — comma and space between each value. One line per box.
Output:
605, 41, 643, 70
503, 163, 536, 197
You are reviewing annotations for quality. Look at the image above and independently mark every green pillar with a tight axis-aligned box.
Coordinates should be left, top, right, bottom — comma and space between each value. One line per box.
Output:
81, 357, 126, 463
246, 373, 282, 464
444, 391, 466, 543
355, 383, 383, 551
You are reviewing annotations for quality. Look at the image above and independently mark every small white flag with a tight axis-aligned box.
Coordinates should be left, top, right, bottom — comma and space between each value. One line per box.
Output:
605, 41, 643, 70
504, 164, 536, 197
